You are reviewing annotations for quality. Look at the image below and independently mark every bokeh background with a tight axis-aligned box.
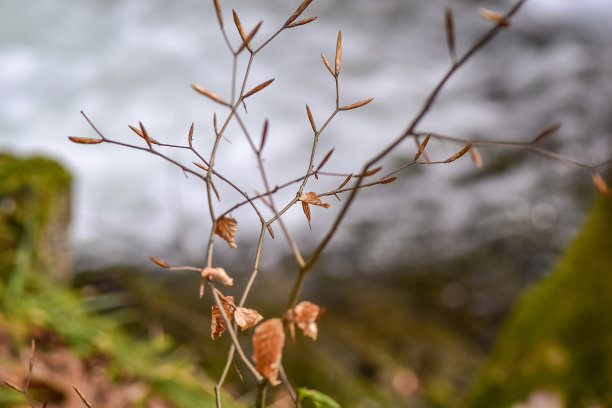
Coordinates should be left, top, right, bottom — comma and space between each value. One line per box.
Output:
2, 0, 612, 406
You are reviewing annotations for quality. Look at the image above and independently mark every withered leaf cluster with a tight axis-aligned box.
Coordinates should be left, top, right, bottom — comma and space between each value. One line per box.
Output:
211, 291, 263, 339
299, 192, 330, 228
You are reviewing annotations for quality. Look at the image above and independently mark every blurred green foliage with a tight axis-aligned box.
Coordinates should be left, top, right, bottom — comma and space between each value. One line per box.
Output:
0, 154, 240, 408
468, 194, 612, 407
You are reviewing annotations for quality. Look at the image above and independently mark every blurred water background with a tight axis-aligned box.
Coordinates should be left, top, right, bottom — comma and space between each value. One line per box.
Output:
3, 1, 612, 405
2, 0, 611, 269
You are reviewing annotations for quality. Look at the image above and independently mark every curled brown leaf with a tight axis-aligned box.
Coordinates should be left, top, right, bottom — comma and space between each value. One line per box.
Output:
235, 307, 264, 330
299, 192, 331, 208
201, 267, 234, 287
211, 295, 235, 339
301, 201, 312, 229
216, 216, 238, 248
252, 318, 285, 386
293, 301, 324, 341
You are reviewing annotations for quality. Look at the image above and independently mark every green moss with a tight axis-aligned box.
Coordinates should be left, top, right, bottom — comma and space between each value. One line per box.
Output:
0, 154, 242, 408
467, 194, 612, 407
0, 153, 72, 288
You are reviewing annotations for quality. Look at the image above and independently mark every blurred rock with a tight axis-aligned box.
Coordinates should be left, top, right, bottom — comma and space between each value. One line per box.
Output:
0, 153, 72, 284
468, 193, 612, 407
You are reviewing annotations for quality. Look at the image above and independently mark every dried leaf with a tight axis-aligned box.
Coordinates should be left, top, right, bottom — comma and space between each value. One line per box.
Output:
315, 148, 335, 173
380, 177, 397, 184
338, 173, 353, 189
267, 224, 275, 239
532, 123, 561, 144
128, 124, 160, 145
138, 121, 154, 148
334, 31, 342, 76
216, 216, 238, 248
201, 267, 234, 287
306, 104, 317, 133
4, 380, 23, 393
339, 97, 374, 111
299, 192, 331, 208
194, 161, 209, 171
284, 0, 314, 27
244, 78, 274, 99
213, 0, 223, 27
235, 307, 264, 330
211, 295, 235, 339
592, 172, 610, 195
68, 136, 103, 144
469, 146, 483, 169
414, 134, 431, 161
301, 201, 312, 229
188, 122, 194, 147
445, 8, 456, 63
150, 256, 170, 269
363, 166, 382, 177
192, 84, 228, 105
232, 10, 247, 45
252, 318, 285, 386
444, 145, 472, 163
73, 386, 93, 408
321, 54, 334, 76
237, 20, 262, 53
478, 8, 510, 27
294, 301, 324, 340
286, 16, 317, 28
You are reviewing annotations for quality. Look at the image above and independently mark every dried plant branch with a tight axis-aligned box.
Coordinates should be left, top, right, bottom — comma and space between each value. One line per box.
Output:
210, 282, 263, 384
68, 1, 612, 407
291, 0, 530, 307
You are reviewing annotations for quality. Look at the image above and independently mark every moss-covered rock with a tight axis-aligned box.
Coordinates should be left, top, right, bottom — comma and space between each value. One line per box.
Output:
0, 153, 72, 285
467, 194, 612, 407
